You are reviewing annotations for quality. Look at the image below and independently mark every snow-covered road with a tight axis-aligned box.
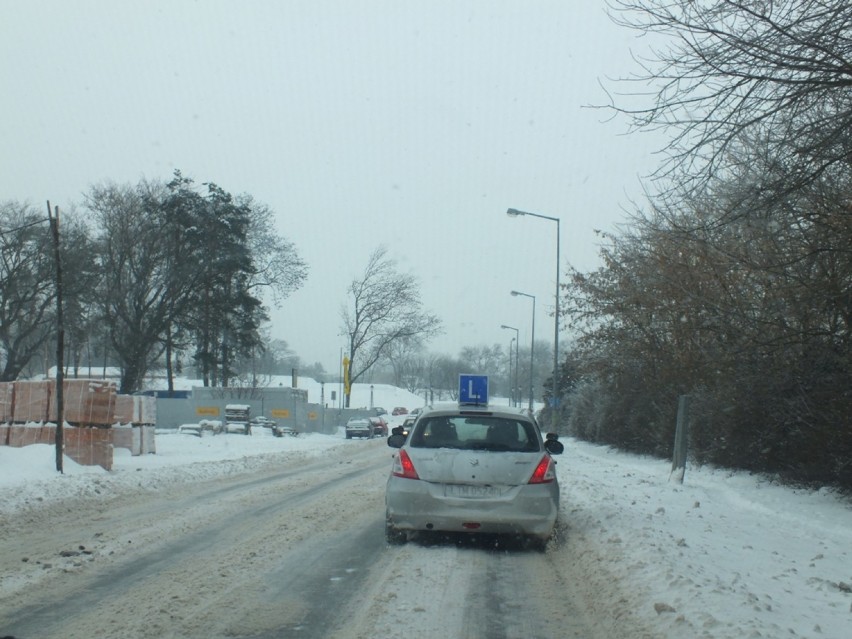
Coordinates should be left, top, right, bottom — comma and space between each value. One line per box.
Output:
2, 428, 850, 638
0, 439, 635, 639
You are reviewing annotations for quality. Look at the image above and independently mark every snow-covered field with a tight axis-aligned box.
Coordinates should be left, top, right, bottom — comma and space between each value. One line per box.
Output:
2, 411, 851, 637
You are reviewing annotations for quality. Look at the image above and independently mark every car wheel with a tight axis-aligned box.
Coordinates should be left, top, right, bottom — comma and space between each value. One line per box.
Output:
385, 519, 407, 545
345, 432, 352, 439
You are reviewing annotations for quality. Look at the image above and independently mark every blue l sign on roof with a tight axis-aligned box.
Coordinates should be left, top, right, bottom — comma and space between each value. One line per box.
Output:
459, 374, 488, 405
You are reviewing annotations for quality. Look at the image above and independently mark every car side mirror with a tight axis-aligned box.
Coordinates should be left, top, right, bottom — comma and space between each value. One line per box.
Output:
544, 434, 564, 455
387, 433, 406, 448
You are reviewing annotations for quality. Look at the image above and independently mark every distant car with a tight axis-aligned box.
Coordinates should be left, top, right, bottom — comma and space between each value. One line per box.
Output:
373, 407, 388, 416
409, 407, 423, 417
369, 416, 389, 437
272, 424, 298, 437
345, 417, 372, 439
385, 403, 564, 548
398, 415, 417, 436
392, 407, 408, 416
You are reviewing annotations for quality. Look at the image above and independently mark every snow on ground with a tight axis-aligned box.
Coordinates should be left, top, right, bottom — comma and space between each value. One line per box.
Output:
0, 426, 372, 517
1, 395, 851, 638
561, 443, 852, 638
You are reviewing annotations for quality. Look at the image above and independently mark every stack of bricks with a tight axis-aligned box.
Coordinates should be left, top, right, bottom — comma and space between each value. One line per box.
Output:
10, 380, 51, 423
113, 394, 157, 425
0, 381, 12, 423
1, 379, 157, 469
49, 379, 116, 425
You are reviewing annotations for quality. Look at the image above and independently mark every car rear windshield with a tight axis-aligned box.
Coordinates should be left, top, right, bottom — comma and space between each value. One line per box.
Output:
410, 415, 540, 451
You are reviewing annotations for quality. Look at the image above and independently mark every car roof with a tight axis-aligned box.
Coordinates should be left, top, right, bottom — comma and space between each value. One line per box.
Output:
418, 402, 536, 421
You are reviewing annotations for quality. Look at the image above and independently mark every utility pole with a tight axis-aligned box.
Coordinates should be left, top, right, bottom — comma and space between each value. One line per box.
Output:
47, 201, 65, 474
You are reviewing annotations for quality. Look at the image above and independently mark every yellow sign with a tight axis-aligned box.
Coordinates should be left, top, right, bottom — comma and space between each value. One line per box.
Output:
308, 411, 318, 420
271, 409, 290, 418
196, 406, 220, 416
343, 355, 351, 395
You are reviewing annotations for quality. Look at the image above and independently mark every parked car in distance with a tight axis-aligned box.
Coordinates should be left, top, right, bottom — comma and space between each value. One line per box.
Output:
370, 416, 389, 437
398, 415, 417, 436
373, 407, 388, 416
345, 417, 372, 439
272, 424, 298, 437
385, 403, 564, 548
392, 406, 408, 416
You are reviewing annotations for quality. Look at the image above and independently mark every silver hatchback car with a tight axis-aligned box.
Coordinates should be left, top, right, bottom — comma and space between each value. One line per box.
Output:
345, 417, 373, 439
385, 403, 564, 547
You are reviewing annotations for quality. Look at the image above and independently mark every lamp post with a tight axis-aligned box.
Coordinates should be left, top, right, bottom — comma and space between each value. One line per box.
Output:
500, 324, 520, 406
510, 290, 535, 412
320, 381, 326, 432
508, 337, 515, 405
507, 208, 561, 431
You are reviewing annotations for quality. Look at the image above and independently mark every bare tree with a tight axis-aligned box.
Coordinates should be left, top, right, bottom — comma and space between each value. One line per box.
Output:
0, 202, 96, 381
381, 336, 428, 389
0, 201, 56, 380
87, 181, 204, 393
606, 0, 852, 193
341, 246, 441, 407
458, 344, 504, 376
430, 355, 465, 401
236, 194, 308, 305
458, 343, 511, 396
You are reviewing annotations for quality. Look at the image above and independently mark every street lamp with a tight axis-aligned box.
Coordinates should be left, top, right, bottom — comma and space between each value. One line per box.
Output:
320, 381, 326, 432
507, 208, 561, 431
508, 337, 515, 406
500, 324, 520, 407
510, 290, 535, 412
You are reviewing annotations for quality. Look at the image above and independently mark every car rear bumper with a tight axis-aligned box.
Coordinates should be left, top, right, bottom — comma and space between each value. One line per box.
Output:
385, 476, 558, 538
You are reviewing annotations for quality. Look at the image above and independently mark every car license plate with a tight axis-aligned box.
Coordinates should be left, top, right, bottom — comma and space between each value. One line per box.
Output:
444, 484, 499, 498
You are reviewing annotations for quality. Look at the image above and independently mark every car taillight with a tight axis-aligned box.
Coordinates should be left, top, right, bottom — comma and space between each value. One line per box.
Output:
392, 449, 420, 480
528, 455, 556, 484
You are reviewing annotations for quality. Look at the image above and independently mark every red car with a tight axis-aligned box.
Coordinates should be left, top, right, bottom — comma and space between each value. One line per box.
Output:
392, 407, 408, 416
369, 416, 389, 437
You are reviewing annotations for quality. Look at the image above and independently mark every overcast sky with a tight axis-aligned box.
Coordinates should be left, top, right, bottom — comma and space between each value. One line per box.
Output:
1, 0, 661, 373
